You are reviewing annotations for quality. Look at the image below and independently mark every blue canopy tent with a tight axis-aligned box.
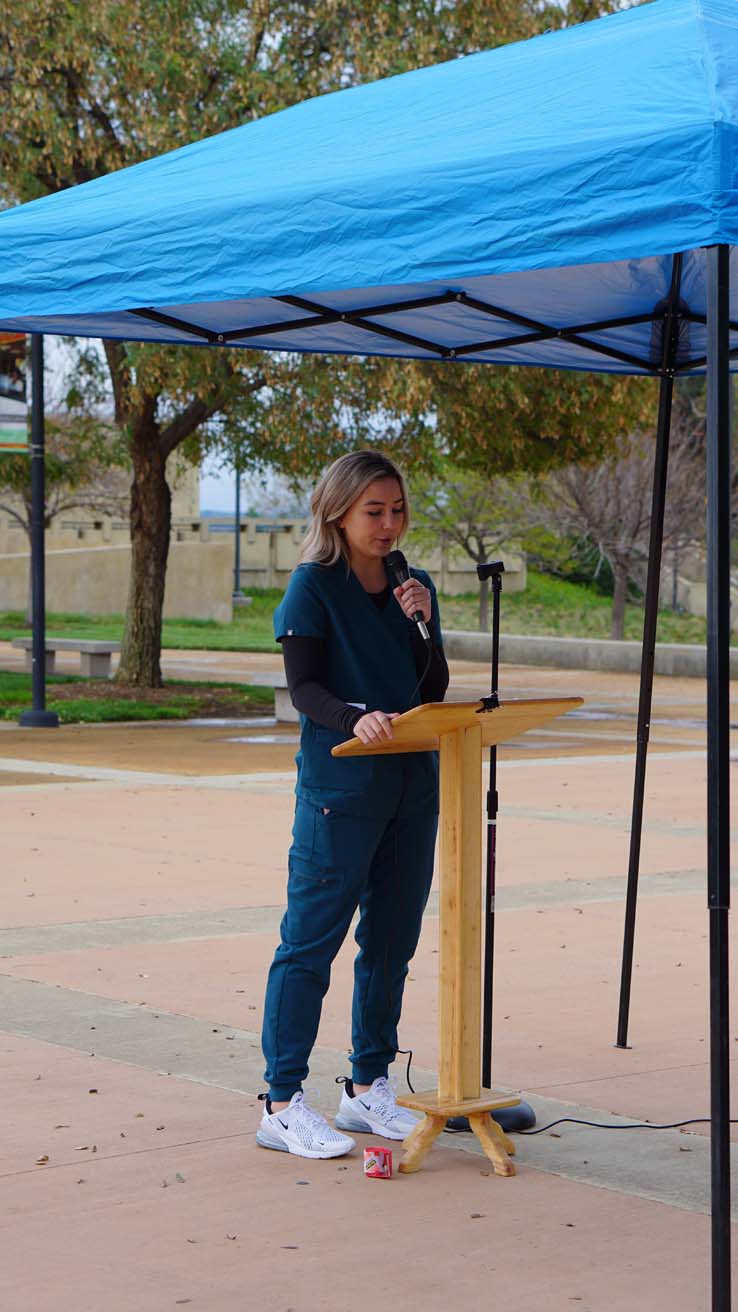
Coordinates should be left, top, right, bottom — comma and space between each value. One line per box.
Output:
0, 0, 733, 1300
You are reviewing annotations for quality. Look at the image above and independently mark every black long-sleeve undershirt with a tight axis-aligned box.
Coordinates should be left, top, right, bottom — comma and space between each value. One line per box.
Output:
280, 585, 449, 735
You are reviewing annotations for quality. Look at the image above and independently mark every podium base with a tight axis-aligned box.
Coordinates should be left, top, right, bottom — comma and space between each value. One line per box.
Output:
397, 1089, 519, 1176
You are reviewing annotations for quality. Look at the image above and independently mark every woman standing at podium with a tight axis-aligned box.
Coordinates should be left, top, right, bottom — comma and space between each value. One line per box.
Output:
258, 450, 448, 1159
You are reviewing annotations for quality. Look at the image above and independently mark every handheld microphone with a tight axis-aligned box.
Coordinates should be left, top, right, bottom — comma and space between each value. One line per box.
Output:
385, 549, 431, 644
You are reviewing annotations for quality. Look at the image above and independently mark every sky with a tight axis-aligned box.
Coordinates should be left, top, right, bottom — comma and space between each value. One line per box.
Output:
42, 337, 303, 518
200, 453, 312, 517
200, 454, 238, 513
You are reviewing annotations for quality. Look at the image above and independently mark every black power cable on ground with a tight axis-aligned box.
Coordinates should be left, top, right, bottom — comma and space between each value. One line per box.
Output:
442, 1115, 738, 1136
516, 1115, 738, 1136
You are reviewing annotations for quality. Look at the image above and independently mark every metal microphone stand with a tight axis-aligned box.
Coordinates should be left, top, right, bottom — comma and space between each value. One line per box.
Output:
446, 560, 535, 1134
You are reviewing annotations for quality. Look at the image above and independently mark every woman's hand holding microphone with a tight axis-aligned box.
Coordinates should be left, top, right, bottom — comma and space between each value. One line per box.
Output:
393, 577, 431, 623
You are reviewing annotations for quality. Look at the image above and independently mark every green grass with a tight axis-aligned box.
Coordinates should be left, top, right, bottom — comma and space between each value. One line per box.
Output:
0, 588, 282, 653
0, 671, 274, 724
0, 575, 721, 654
440, 571, 719, 645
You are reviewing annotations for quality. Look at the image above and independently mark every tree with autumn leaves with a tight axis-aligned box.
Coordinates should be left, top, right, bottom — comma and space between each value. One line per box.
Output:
0, 0, 654, 683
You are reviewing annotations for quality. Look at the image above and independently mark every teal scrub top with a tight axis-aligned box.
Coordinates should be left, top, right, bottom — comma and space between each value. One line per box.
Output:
273, 560, 442, 818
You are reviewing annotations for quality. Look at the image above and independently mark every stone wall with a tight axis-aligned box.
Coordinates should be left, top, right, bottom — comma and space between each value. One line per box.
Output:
0, 511, 525, 621
0, 540, 233, 623
193, 518, 526, 595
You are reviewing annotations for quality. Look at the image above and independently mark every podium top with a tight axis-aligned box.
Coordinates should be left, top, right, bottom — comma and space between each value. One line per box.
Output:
331, 697, 583, 757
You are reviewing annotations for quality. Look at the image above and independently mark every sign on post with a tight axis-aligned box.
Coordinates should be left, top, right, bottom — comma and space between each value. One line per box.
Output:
0, 333, 27, 453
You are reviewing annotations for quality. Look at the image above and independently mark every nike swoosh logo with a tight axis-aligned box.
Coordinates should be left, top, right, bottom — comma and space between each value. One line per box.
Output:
359, 1101, 372, 1111
278, 1118, 289, 1128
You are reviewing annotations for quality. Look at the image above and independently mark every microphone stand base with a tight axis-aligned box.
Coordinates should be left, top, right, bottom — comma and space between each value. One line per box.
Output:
445, 1099, 536, 1134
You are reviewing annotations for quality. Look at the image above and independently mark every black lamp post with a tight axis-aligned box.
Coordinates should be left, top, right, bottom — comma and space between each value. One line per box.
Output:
19, 334, 58, 730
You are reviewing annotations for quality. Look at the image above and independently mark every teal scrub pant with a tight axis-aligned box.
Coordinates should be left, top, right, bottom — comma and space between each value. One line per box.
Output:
262, 792, 438, 1102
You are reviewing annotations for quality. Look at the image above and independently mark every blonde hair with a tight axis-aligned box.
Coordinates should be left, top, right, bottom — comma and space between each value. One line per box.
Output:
299, 450, 410, 569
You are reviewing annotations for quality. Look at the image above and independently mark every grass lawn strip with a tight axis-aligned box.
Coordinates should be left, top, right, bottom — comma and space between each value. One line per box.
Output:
0, 574, 721, 653
0, 673, 274, 724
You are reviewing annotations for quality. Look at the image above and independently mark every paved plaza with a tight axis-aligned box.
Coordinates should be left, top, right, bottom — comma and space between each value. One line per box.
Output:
1, 650, 737, 1310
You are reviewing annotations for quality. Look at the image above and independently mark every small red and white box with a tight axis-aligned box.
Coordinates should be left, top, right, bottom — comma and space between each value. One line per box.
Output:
363, 1146, 393, 1178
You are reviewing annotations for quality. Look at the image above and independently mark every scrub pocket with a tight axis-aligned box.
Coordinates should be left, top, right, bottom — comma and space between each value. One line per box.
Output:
283, 802, 373, 949
298, 723, 375, 805
288, 800, 361, 888
311, 804, 364, 878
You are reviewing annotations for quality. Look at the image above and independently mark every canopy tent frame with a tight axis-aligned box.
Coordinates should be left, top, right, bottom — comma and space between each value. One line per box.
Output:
129, 289, 724, 373
1, 0, 733, 1302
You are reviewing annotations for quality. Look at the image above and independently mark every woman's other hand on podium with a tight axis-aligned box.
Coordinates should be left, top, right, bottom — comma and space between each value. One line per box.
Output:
354, 710, 399, 744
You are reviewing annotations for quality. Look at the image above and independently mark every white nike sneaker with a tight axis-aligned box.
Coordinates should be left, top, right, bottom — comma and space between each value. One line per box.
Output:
335, 1076, 420, 1141
257, 1090, 356, 1159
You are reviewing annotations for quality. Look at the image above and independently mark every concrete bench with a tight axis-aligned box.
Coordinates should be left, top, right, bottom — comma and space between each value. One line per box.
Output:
273, 682, 298, 724
12, 637, 121, 679
249, 669, 298, 723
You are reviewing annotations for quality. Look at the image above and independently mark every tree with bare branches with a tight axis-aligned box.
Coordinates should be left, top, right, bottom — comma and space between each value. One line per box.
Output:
534, 387, 708, 639
408, 461, 525, 629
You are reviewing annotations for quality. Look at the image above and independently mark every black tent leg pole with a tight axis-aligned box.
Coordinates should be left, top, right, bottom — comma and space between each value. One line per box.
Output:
616, 368, 673, 1046
19, 334, 58, 730
705, 243, 731, 1312
616, 250, 684, 1048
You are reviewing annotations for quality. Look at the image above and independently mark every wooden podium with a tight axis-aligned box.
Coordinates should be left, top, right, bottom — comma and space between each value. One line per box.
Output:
333, 696, 582, 1176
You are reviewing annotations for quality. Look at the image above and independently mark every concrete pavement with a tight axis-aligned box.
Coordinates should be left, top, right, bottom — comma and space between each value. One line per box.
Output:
1, 653, 737, 1310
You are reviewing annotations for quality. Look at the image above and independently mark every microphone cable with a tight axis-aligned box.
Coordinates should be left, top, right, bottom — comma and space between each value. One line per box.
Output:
406, 640, 433, 712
